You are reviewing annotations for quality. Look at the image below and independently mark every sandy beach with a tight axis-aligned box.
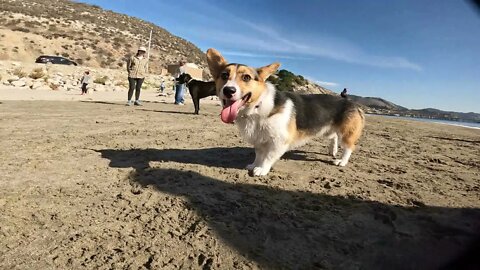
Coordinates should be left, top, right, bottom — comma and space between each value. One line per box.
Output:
1, 88, 479, 269
0, 85, 220, 105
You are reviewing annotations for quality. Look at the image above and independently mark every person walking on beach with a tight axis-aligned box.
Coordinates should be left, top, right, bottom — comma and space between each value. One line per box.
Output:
80, 70, 91, 95
174, 60, 186, 105
159, 80, 165, 95
126, 46, 149, 106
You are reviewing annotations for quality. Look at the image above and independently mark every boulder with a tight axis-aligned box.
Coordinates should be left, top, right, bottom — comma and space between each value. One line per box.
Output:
25, 79, 34, 88
31, 81, 45, 89
7, 75, 20, 83
49, 83, 61, 90
47, 79, 62, 86
93, 84, 105, 92
64, 84, 78, 91
11, 80, 26, 87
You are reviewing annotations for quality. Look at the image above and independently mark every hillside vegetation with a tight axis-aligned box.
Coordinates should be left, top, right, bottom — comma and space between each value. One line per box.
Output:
0, 0, 207, 73
268, 69, 335, 95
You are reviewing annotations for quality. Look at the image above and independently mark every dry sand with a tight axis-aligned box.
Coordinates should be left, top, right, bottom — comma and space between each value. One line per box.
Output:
0, 89, 479, 269
0, 85, 219, 104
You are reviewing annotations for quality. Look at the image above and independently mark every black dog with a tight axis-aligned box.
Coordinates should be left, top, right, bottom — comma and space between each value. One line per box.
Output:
177, 73, 216, 114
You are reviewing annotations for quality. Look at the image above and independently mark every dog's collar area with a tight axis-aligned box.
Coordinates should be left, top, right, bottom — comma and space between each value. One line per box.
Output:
186, 78, 194, 84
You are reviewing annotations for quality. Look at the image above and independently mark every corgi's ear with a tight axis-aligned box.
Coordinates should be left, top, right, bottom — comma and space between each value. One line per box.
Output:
206, 48, 227, 79
257, 62, 280, 81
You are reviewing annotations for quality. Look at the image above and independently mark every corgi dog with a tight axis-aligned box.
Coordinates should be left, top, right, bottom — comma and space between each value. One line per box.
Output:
206, 48, 364, 176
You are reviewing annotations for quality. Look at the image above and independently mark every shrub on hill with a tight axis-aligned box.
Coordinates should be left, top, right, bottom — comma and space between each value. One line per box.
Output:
13, 68, 28, 78
94, 76, 109, 85
29, 68, 45, 79
268, 69, 308, 91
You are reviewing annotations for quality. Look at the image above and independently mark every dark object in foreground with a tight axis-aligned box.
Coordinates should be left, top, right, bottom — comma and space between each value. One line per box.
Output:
177, 73, 216, 114
35, 55, 78, 66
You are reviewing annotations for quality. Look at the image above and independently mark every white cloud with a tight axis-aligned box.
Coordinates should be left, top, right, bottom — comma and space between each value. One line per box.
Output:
222, 50, 311, 60
304, 76, 339, 87
237, 19, 309, 50
315, 80, 339, 87
173, 1, 423, 71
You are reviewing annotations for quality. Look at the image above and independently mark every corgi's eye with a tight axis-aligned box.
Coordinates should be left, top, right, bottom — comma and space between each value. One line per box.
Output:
242, 74, 251, 82
220, 72, 229, 80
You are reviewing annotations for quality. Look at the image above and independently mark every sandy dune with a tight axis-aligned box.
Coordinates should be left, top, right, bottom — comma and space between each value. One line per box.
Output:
0, 97, 479, 269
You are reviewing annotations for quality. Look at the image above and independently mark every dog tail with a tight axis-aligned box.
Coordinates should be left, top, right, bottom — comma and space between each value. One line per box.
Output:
357, 107, 365, 127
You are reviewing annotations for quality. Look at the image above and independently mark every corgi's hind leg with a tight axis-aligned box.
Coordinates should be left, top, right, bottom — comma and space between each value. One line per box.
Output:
328, 133, 338, 158
334, 146, 353, 167
334, 110, 364, 166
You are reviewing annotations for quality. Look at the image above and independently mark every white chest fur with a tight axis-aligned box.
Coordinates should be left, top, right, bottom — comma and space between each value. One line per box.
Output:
235, 97, 293, 147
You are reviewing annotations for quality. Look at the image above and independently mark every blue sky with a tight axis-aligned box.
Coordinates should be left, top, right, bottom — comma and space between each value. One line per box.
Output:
79, 0, 480, 113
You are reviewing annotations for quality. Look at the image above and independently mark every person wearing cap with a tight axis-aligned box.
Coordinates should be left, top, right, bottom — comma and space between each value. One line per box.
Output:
173, 60, 187, 105
126, 46, 149, 106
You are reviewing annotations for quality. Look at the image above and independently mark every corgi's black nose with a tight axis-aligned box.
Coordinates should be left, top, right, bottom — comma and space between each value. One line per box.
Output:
223, 86, 236, 98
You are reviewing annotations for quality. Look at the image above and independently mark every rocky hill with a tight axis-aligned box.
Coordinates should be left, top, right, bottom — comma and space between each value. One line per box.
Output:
0, 60, 176, 93
0, 0, 207, 73
407, 108, 480, 123
348, 95, 407, 111
354, 97, 480, 123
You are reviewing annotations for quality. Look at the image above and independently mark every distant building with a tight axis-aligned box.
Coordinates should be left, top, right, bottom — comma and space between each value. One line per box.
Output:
167, 63, 203, 80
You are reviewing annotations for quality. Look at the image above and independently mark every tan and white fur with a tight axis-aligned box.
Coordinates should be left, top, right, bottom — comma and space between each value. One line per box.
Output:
207, 48, 364, 176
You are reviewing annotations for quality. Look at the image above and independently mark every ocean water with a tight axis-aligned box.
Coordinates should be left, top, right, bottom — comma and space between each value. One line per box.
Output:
368, 114, 480, 130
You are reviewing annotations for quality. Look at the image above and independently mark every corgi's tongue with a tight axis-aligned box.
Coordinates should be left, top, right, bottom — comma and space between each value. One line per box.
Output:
221, 99, 245, 124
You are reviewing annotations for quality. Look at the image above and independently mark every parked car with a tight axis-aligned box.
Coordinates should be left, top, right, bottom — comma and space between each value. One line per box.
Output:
35, 55, 78, 66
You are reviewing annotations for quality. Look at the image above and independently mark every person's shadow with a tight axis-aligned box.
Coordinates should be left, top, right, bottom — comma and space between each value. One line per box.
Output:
97, 148, 480, 269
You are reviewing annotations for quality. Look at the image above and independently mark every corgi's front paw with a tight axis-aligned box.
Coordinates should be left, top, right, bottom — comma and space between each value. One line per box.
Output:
246, 163, 256, 170
253, 166, 270, 176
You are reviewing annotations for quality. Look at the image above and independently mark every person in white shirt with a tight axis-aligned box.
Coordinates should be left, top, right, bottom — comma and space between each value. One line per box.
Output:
80, 70, 91, 95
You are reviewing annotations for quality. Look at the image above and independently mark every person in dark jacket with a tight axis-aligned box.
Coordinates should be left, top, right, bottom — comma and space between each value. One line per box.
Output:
341, 88, 348, 98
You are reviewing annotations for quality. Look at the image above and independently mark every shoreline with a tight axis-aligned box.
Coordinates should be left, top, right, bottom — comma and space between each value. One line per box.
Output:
367, 113, 480, 130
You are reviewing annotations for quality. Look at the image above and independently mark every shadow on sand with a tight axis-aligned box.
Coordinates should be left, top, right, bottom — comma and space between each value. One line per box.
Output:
97, 147, 480, 269
80, 100, 197, 115
96, 147, 334, 170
